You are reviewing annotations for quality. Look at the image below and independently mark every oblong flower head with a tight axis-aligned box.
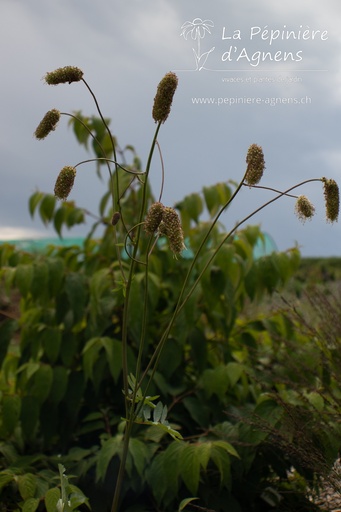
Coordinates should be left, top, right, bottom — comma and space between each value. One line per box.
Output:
152, 72, 178, 123
245, 144, 266, 186
54, 166, 76, 200
34, 109, 61, 140
322, 177, 339, 223
160, 207, 185, 256
144, 202, 164, 234
44, 66, 84, 85
295, 195, 315, 223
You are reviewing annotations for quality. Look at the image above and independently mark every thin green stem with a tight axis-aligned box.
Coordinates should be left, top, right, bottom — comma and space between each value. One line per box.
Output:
137, 169, 248, 390
245, 183, 298, 198
140, 177, 322, 390
81, 79, 129, 283
111, 122, 162, 512
81, 79, 120, 210
155, 140, 165, 202
75, 158, 145, 176
176, 178, 322, 315
61, 113, 113, 179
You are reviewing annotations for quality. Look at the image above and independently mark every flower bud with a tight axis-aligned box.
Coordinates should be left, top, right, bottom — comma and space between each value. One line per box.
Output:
322, 178, 339, 223
54, 166, 76, 200
295, 195, 315, 223
34, 109, 61, 140
159, 207, 185, 256
111, 212, 121, 226
245, 144, 266, 186
44, 66, 84, 85
144, 202, 164, 234
152, 72, 178, 123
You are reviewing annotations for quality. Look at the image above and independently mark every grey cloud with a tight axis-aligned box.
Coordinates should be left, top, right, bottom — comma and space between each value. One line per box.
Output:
1, 0, 340, 255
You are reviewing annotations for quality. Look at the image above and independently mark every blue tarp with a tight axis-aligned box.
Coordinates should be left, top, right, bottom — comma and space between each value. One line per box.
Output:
0, 233, 277, 258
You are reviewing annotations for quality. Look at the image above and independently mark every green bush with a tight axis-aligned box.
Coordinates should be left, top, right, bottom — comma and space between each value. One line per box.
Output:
0, 66, 340, 512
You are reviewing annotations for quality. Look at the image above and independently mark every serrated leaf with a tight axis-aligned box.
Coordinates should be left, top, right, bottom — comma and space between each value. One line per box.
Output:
203, 184, 219, 216
153, 402, 163, 423
182, 193, 203, 224
41, 327, 62, 363
254, 398, 283, 425
0, 471, 14, 491
48, 258, 65, 295
160, 404, 168, 424
65, 272, 87, 324
101, 338, 122, 383
22, 497, 40, 512
45, 487, 61, 512
72, 113, 91, 148
82, 337, 101, 382
306, 391, 324, 412
15, 264, 33, 297
216, 181, 232, 206
210, 445, 231, 489
0, 319, 18, 365
31, 261, 49, 301
0, 444, 18, 464
196, 442, 211, 471
39, 194, 56, 225
21, 396, 39, 439
18, 473, 37, 500
29, 191, 44, 218
65, 207, 85, 228
49, 366, 68, 404
53, 207, 66, 237
146, 452, 167, 505
129, 438, 150, 477
212, 440, 239, 459
2, 395, 21, 435
179, 444, 201, 495
29, 365, 53, 404
178, 497, 199, 511
162, 441, 185, 496
68, 485, 90, 509
226, 362, 244, 387
96, 434, 123, 481
201, 366, 229, 400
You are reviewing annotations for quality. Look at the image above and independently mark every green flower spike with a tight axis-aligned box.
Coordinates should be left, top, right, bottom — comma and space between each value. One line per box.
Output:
245, 144, 266, 186
322, 178, 339, 223
144, 202, 164, 234
152, 72, 178, 124
44, 66, 84, 85
295, 195, 315, 223
34, 109, 61, 140
159, 207, 185, 256
54, 166, 77, 201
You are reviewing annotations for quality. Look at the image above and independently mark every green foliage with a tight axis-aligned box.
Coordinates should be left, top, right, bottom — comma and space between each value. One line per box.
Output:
2, 94, 340, 512
1, 191, 334, 510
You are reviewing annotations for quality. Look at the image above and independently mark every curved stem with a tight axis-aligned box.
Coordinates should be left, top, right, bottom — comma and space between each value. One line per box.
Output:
137, 170, 248, 389
132, 236, 154, 408
81, 79, 129, 284
61, 112, 113, 180
176, 178, 322, 315
245, 183, 298, 198
75, 158, 144, 176
139, 177, 322, 390
155, 140, 165, 203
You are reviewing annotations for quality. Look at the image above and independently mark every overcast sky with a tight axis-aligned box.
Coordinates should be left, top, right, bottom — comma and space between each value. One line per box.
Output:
1, 0, 341, 256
